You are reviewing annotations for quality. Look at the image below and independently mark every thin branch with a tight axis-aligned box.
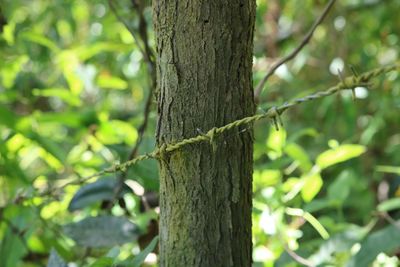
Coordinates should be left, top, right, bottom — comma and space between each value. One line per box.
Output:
254, 0, 336, 101
107, 0, 156, 208
131, 0, 155, 71
376, 211, 400, 229
107, 88, 154, 209
108, 0, 146, 57
284, 245, 315, 267
0, 5, 7, 33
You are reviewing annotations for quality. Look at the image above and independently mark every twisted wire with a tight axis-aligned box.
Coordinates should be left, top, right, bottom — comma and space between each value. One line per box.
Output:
77, 64, 399, 182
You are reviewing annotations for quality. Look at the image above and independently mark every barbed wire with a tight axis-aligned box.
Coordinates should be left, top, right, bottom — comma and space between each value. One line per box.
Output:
68, 64, 399, 187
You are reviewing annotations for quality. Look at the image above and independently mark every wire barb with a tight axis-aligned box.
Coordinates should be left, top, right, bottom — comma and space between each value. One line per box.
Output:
270, 107, 283, 131
208, 127, 218, 153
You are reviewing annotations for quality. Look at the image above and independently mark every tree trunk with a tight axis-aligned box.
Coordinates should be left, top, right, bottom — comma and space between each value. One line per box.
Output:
153, 1, 256, 266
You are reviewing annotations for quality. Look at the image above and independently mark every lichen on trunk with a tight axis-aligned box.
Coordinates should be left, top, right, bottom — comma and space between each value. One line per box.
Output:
153, 1, 256, 266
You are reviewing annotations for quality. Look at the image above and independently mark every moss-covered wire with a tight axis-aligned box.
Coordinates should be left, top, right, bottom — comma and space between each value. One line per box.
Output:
75, 64, 399, 183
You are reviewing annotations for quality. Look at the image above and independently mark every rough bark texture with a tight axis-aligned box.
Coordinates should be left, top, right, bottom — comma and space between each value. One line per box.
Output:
153, 1, 256, 266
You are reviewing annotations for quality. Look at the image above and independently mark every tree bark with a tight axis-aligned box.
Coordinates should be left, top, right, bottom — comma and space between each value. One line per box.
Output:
153, 1, 256, 266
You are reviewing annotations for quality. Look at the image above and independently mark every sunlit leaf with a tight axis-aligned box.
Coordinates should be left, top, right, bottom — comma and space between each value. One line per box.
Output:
56, 50, 83, 94
301, 171, 323, 202
97, 75, 128, 90
377, 198, 400, 212
89, 257, 114, 267
96, 120, 138, 145
63, 216, 139, 248
285, 207, 329, 239
0, 55, 29, 88
316, 144, 366, 170
376, 165, 400, 175
26, 131, 66, 163
21, 32, 60, 52
266, 127, 286, 160
2, 22, 15, 45
75, 42, 132, 61
41, 201, 64, 220
284, 143, 312, 172
253, 169, 282, 190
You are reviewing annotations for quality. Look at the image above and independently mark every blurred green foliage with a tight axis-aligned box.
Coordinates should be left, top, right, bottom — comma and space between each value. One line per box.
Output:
0, 0, 399, 266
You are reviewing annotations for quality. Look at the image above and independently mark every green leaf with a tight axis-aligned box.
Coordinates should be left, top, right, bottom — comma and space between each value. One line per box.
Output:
132, 236, 159, 267
266, 127, 286, 160
346, 225, 400, 267
47, 249, 68, 267
63, 216, 139, 248
377, 198, 400, 212
89, 257, 114, 267
97, 75, 128, 90
0, 104, 18, 128
316, 144, 366, 170
327, 171, 353, 203
0, 55, 29, 88
0, 207, 34, 267
75, 42, 132, 61
284, 143, 312, 172
304, 198, 336, 213
21, 32, 60, 52
26, 131, 66, 163
33, 88, 82, 106
2, 22, 15, 45
285, 208, 329, 239
376, 165, 400, 175
0, 227, 27, 267
56, 50, 83, 94
68, 178, 133, 211
35, 111, 83, 128
301, 171, 323, 202
253, 169, 282, 190
96, 120, 138, 145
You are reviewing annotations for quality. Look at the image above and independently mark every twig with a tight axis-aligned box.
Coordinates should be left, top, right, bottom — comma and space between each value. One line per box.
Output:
0, 5, 7, 33
376, 211, 400, 229
130, 0, 155, 71
108, 0, 146, 57
107, 89, 154, 209
254, 0, 336, 101
107, 0, 156, 208
284, 245, 315, 267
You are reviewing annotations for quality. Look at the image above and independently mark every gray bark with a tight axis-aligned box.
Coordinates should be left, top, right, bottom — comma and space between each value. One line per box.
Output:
153, 1, 256, 266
